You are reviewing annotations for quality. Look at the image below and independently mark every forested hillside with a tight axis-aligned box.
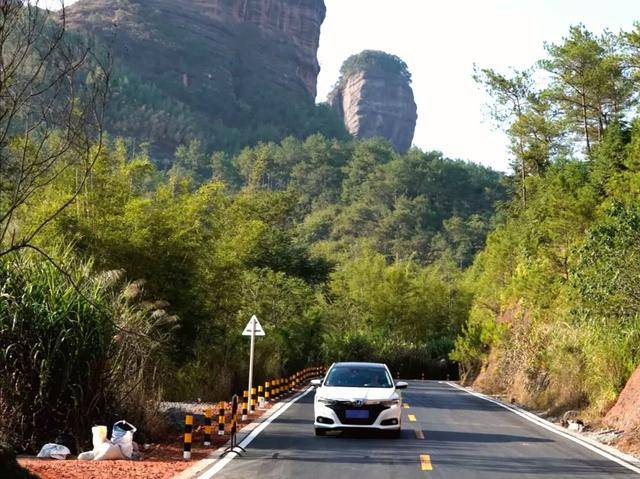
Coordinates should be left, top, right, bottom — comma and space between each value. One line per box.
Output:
453, 24, 640, 418
64, 0, 348, 161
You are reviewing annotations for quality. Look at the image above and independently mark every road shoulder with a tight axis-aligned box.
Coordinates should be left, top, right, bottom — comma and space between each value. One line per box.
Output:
446, 381, 640, 475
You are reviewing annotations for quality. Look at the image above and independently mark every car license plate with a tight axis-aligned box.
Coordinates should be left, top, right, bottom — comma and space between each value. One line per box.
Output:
345, 409, 369, 419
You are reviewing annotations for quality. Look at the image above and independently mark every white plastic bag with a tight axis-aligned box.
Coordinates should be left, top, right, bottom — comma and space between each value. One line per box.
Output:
93, 442, 126, 461
77, 451, 95, 461
92, 425, 108, 450
111, 420, 137, 459
37, 443, 71, 460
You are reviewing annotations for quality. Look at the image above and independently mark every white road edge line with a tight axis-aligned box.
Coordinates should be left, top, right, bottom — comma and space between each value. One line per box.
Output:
446, 381, 640, 475
196, 386, 315, 479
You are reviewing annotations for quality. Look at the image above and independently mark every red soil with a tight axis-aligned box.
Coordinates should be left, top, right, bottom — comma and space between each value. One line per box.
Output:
605, 366, 640, 432
19, 435, 220, 479
617, 427, 640, 458
18, 405, 274, 479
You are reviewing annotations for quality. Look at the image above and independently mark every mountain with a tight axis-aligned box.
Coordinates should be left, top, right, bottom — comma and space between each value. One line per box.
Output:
328, 50, 417, 152
65, 0, 345, 160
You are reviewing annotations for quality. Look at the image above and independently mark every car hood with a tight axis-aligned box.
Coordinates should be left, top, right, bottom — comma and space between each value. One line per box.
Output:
316, 386, 398, 402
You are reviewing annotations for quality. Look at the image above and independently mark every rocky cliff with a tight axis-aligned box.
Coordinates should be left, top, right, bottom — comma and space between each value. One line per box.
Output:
63, 0, 331, 157
329, 50, 417, 152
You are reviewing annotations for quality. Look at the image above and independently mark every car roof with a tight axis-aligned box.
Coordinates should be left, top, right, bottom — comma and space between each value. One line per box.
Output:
331, 362, 387, 368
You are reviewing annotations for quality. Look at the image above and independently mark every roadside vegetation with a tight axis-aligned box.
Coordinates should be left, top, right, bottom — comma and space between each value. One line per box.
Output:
452, 23, 640, 417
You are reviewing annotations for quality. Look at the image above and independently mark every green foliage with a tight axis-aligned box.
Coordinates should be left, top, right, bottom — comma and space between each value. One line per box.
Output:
541, 25, 634, 154
0, 249, 171, 452
456, 46, 640, 411
8, 132, 501, 407
321, 250, 472, 375
0, 251, 113, 451
220, 136, 505, 265
339, 50, 412, 84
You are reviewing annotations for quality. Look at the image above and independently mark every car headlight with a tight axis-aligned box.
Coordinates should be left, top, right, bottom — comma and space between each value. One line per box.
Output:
316, 397, 335, 405
380, 399, 401, 407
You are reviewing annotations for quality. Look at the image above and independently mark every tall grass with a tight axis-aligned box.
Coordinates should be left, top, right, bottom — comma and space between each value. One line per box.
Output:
0, 250, 172, 452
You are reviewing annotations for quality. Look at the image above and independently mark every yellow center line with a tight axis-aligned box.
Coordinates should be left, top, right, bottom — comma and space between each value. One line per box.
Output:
408, 414, 416, 422
420, 454, 433, 471
414, 428, 425, 439
403, 403, 410, 409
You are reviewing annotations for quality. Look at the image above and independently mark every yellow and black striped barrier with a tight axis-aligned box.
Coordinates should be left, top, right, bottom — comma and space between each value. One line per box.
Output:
204, 409, 212, 446
220, 394, 246, 458
181, 366, 328, 461
258, 384, 264, 408
183, 414, 193, 460
250, 387, 257, 413
218, 401, 225, 436
242, 390, 248, 421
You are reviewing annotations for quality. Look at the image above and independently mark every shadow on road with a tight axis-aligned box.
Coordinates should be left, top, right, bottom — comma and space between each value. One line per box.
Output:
426, 429, 553, 443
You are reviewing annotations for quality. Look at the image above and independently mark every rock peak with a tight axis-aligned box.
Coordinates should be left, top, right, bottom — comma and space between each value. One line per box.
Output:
328, 50, 417, 152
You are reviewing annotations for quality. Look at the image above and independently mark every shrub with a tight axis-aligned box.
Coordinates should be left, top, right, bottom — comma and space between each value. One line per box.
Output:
339, 50, 412, 85
0, 251, 171, 452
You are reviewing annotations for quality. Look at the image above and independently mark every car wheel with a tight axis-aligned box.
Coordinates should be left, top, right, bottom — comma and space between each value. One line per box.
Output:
314, 427, 327, 436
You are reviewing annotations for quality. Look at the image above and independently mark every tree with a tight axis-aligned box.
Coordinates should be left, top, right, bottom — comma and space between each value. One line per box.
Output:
0, 1, 110, 258
474, 67, 562, 206
541, 25, 633, 154
339, 50, 412, 85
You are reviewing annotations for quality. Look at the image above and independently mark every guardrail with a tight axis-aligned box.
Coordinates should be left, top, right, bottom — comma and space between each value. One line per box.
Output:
182, 366, 326, 460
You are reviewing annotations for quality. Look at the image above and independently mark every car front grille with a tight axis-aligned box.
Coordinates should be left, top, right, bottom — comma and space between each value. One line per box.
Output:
326, 401, 390, 425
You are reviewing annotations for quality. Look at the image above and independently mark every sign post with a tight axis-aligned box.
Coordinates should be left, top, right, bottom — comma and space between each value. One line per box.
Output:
242, 315, 265, 417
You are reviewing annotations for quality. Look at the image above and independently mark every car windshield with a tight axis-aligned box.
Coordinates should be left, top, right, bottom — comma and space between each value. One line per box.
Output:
324, 365, 393, 388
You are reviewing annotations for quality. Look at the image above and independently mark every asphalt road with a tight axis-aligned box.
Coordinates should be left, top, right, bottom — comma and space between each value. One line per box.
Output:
206, 381, 639, 478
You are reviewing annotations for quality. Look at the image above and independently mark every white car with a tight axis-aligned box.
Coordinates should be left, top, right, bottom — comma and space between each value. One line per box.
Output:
311, 362, 407, 436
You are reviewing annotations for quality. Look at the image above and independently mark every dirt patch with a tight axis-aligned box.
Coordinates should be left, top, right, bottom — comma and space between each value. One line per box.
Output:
616, 427, 640, 458
19, 441, 209, 479
18, 403, 275, 479
605, 366, 640, 432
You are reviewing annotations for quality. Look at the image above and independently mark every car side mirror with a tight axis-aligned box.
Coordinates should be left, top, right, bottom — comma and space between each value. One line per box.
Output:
311, 379, 322, 387
395, 381, 408, 389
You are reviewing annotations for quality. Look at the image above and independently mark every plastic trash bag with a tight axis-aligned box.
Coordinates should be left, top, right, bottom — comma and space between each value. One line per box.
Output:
55, 433, 76, 455
37, 443, 71, 460
93, 442, 126, 461
82, 420, 138, 460
92, 425, 108, 450
77, 451, 95, 461
111, 420, 137, 459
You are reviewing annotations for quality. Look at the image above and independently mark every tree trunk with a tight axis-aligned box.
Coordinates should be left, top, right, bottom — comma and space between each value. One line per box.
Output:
517, 138, 527, 208
581, 93, 591, 154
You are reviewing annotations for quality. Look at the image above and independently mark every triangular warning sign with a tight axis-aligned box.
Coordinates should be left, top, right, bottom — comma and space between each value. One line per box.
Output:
242, 315, 265, 336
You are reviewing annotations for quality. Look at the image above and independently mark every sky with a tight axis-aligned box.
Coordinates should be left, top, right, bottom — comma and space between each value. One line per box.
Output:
41, 0, 639, 172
